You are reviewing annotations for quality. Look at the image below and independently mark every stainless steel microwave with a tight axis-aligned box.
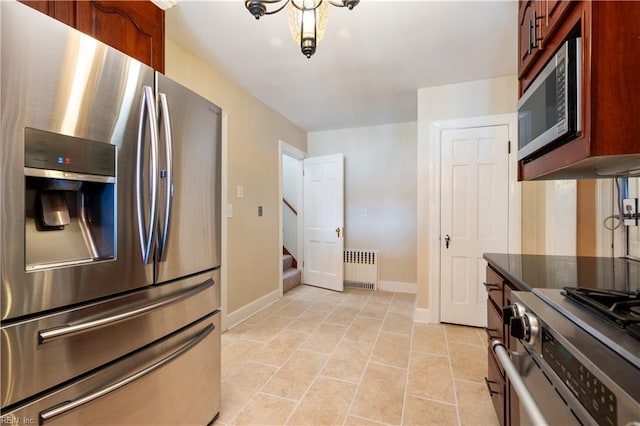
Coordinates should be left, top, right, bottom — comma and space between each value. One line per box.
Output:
517, 38, 582, 161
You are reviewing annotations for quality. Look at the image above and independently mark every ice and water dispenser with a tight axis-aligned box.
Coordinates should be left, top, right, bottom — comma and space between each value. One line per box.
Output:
24, 128, 116, 271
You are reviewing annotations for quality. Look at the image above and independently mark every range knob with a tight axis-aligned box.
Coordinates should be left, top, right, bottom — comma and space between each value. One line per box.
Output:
502, 303, 525, 326
510, 313, 540, 345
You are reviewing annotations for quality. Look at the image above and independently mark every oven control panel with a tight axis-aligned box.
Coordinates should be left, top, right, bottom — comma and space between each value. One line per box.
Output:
542, 328, 617, 426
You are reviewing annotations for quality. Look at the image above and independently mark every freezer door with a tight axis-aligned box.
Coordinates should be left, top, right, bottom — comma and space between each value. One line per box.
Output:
155, 73, 222, 283
1, 271, 220, 409
1, 2, 155, 319
1, 312, 221, 425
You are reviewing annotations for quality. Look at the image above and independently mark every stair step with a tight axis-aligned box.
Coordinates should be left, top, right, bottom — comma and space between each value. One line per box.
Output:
283, 267, 301, 293
282, 254, 293, 272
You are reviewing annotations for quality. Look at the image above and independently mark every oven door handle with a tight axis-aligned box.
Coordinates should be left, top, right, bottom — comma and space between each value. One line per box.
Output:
491, 340, 549, 426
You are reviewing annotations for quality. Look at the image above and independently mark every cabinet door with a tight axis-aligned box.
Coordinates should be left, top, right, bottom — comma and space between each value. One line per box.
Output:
485, 267, 505, 310
541, 0, 574, 44
486, 352, 506, 426
76, 1, 164, 72
518, 0, 538, 77
18, 1, 76, 27
486, 300, 505, 344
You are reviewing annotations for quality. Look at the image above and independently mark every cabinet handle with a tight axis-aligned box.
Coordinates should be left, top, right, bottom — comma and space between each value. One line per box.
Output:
483, 282, 501, 293
484, 377, 500, 396
528, 19, 533, 55
533, 10, 545, 45
484, 326, 499, 340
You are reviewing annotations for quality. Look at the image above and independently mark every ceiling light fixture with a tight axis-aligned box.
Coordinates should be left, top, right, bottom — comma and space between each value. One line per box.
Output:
244, 0, 360, 58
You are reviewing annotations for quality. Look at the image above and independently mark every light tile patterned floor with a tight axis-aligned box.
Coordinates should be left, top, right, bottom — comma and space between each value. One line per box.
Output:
217, 285, 499, 426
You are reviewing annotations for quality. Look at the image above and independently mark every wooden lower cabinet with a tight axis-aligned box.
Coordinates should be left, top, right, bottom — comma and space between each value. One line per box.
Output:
485, 267, 505, 311
487, 351, 506, 426
508, 380, 521, 426
485, 266, 521, 425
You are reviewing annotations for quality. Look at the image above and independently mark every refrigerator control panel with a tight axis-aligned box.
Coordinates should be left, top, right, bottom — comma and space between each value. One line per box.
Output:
25, 127, 115, 177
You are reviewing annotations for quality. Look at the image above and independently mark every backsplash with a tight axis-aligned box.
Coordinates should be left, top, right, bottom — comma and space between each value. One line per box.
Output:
521, 177, 640, 258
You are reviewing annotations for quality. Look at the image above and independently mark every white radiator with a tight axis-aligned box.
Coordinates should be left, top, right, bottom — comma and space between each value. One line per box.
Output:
343, 249, 379, 290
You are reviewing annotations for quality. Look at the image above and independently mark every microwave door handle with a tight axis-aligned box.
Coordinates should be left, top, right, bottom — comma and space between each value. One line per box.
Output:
157, 92, 173, 262
491, 340, 549, 426
135, 86, 159, 265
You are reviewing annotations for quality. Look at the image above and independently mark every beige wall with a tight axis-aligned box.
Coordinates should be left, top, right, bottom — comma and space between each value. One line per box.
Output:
165, 40, 307, 315
417, 75, 518, 313
308, 123, 418, 285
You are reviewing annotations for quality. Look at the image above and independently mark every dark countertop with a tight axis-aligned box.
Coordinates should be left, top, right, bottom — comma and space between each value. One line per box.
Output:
483, 253, 640, 292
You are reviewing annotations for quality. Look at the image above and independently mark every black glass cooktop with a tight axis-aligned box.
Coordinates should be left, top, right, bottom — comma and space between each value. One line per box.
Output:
483, 254, 640, 293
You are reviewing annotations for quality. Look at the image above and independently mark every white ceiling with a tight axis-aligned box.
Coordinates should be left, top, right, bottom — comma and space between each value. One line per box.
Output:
166, 1, 517, 132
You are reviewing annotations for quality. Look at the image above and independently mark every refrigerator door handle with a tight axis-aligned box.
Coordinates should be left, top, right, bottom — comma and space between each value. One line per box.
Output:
136, 86, 160, 264
39, 323, 215, 424
157, 92, 173, 262
38, 278, 214, 344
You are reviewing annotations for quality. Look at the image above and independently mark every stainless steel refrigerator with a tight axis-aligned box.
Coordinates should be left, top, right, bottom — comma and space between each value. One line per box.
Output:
1, 3, 222, 424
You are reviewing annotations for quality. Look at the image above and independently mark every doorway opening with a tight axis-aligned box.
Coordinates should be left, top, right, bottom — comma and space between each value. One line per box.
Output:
278, 141, 305, 295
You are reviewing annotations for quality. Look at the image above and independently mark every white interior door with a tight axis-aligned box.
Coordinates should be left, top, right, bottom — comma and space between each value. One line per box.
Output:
440, 125, 510, 326
303, 154, 344, 292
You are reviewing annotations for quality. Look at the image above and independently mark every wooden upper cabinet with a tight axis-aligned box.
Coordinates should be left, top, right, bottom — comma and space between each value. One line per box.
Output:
19, 1, 76, 27
519, 0, 574, 80
76, 1, 164, 73
542, 0, 574, 42
518, 1, 640, 180
18, 1, 164, 72
518, 1, 538, 77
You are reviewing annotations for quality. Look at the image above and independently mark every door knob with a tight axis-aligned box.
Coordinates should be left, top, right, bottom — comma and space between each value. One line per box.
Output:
336, 227, 341, 238
444, 234, 450, 249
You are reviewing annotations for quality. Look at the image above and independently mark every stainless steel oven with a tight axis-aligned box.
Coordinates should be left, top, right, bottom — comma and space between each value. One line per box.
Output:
492, 291, 639, 426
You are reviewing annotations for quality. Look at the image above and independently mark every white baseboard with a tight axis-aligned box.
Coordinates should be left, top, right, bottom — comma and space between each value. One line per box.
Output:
225, 289, 281, 331
413, 307, 431, 324
378, 281, 416, 294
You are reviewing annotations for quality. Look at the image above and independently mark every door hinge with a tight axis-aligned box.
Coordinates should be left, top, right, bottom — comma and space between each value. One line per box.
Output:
508, 140, 511, 154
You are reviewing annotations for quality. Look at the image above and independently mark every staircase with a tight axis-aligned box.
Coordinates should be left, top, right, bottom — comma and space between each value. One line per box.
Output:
283, 254, 302, 293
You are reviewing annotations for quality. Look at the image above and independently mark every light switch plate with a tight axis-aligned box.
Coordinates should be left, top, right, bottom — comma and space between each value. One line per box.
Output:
237, 185, 244, 199
623, 198, 638, 226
